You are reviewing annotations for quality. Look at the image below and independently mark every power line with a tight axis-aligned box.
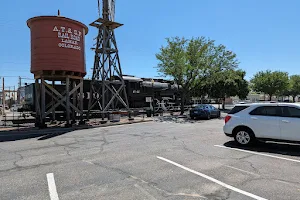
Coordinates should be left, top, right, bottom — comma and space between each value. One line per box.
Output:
0, 76, 33, 79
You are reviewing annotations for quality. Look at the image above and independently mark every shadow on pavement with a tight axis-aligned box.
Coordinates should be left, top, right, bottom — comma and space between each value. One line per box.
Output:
0, 131, 48, 142
223, 140, 300, 157
0, 128, 75, 142
0, 117, 149, 142
0, 123, 98, 142
0, 113, 149, 143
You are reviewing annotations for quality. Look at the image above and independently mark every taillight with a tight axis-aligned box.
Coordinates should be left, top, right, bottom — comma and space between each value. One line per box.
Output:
225, 115, 232, 123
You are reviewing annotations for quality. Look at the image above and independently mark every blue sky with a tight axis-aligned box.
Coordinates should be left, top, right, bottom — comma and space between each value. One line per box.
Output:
1, 0, 300, 88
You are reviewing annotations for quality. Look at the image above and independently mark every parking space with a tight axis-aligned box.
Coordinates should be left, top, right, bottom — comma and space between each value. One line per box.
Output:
0, 118, 300, 199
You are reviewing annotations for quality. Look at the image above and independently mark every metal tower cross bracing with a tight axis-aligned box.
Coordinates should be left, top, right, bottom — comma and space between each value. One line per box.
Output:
88, 0, 129, 120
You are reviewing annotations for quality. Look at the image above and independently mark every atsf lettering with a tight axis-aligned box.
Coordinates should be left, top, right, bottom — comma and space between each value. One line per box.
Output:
53, 26, 82, 36
53, 26, 82, 51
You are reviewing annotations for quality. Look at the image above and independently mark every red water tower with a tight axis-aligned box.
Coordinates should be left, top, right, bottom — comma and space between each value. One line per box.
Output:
27, 15, 88, 77
27, 13, 88, 127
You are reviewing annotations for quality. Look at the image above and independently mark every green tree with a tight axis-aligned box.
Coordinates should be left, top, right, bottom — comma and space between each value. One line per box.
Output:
209, 69, 249, 109
235, 70, 250, 99
156, 37, 214, 114
250, 70, 289, 101
202, 43, 244, 109
289, 75, 300, 102
191, 44, 240, 105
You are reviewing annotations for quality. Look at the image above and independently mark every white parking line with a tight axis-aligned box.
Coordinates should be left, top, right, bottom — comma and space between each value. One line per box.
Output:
157, 156, 267, 200
46, 173, 59, 200
214, 145, 300, 163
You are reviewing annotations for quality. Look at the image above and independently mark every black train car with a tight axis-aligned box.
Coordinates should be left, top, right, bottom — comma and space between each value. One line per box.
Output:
122, 75, 181, 109
23, 75, 182, 115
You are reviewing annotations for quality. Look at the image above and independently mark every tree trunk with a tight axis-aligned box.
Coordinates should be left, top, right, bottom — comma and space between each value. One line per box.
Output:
222, 97, 225, 110
269, 94, 272, 101
180, 92, 185, 115
293, 96, 296, 103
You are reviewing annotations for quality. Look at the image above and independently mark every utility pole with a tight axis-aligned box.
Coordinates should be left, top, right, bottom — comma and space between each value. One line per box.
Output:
18, 76, 21, 104
14, 85, 15, 103
18, 76, 21, 89
8, 86, 10, 108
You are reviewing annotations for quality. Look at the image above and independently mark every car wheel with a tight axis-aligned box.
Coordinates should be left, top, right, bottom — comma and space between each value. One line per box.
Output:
234, 128, 255, 146
206, 113, 211, 120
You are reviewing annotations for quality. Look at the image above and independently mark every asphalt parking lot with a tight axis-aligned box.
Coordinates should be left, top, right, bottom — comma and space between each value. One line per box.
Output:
1, 117, 300, 200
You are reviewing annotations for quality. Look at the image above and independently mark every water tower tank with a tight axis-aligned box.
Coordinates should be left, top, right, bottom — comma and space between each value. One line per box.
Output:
27, 16, 88, 77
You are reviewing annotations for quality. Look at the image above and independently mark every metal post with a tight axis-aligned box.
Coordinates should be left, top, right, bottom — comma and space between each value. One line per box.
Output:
66, 77, 70, 127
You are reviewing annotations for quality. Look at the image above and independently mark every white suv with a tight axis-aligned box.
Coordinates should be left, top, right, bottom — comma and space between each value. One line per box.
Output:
223, 103, 300, 146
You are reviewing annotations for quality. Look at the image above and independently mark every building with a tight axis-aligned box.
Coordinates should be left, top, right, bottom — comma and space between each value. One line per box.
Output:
0, 90, 18, 106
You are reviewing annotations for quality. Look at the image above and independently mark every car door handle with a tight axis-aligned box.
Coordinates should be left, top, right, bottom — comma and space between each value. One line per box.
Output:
282, 120, 290, 123
251, 117, 258, 120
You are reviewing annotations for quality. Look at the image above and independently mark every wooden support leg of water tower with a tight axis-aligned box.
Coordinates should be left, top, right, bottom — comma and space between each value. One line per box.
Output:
41, 78, 46, 128
72, 80, 77, 124
79, 78, 84, 125
34, 79, 41, 127
65, 77, 71, 127
51, 80, 56, 122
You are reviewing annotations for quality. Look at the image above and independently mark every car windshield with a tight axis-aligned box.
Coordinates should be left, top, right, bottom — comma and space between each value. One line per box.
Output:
195, 105, 207, 109
229, 105, 249, 114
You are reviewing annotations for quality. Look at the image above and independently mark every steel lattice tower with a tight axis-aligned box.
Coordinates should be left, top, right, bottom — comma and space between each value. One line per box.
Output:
88, 0, 129, 120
